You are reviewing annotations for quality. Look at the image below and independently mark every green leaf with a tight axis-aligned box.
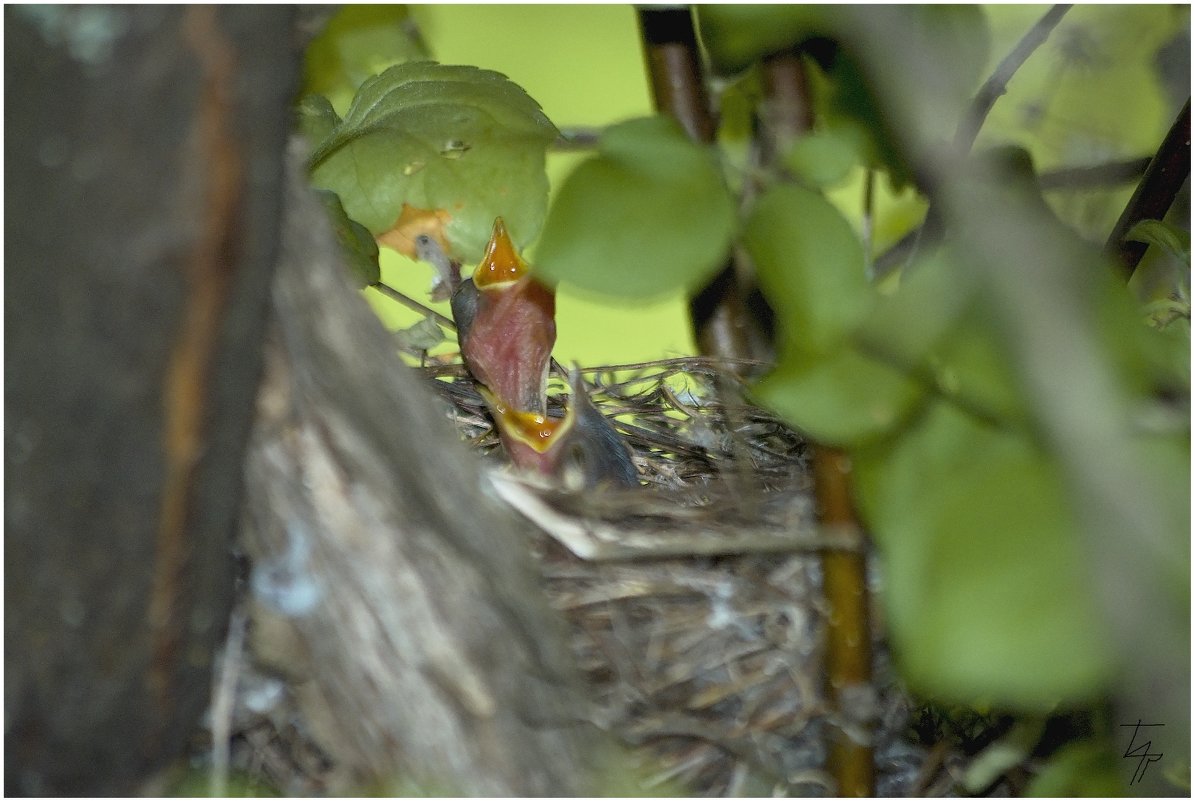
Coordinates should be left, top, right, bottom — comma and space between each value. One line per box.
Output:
854, 402, 1116, 710
533, 115, 736, 298
309, 62, 558, 261
1026, 739, 1126, 797
303, 5, 430, 115
927, 302, 1029, 424
297, 94, 341, 147
743, 182, 870, 356
858, 247, 975, 363
1125, 219, 1191, 266
754, 343, 923, 446
784, 125, 864, 189
315, 190, 380, 287
695, 5, 841, 75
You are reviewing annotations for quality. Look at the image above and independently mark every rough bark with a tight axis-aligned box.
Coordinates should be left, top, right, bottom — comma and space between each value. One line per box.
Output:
238, 151, 598, 795
5, 6, 297, 794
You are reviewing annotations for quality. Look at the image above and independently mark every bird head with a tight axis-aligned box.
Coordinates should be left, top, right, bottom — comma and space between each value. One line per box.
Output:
452, 218, 556, 414
478, 370, 638, 489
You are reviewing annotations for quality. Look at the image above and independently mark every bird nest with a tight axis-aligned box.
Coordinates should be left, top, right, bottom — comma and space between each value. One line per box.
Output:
418, 356, 930, 796
197, 354, 963, 796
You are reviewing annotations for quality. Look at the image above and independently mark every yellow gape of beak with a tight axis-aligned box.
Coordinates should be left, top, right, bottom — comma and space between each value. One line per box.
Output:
473, 217, 529, 290
477, 386, 575, 455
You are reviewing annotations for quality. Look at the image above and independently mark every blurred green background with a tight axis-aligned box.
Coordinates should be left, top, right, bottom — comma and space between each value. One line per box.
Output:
311, 4, 1186, 367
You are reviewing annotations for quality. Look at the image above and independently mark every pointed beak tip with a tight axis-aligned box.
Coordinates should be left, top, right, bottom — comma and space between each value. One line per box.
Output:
474, 216, 527, 288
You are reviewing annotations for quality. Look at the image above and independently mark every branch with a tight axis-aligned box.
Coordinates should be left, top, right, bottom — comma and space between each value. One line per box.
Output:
1038, 156, 1151, 191
813, 449, 875, 797
369, 280, 457, 330
873, 156, 1155, 279
637, 6, 771, 363
1105, 98, 1191, 279
636, 6, 715, 143
754, 49, 877, 796
954, 5, 1073, 155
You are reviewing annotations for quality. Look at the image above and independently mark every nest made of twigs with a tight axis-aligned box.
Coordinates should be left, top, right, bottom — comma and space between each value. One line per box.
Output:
420, 356, 927, 796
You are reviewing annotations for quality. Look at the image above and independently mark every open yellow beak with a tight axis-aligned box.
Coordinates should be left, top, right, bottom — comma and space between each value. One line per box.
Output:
472, 217, 529, 290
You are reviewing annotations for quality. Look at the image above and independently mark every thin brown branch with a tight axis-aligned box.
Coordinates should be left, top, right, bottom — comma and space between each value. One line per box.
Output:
754, 49, 876, 796
954, 5, 1073, 155
1105, 99, 1191, 279
636, 6, 715, 144
637, 6, 769, 363
813, 448, 874, 797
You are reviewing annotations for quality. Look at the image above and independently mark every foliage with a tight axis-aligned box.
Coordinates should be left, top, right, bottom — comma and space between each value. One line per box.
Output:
301, 4, 1189, 793
308, 61, 558, 261
534, 115, 736, 298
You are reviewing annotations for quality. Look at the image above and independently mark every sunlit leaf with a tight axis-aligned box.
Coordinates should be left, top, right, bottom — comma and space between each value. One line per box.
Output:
743, 182, 870, 356
309, 62, 558, 262
534, 115, 736, 299
855, 401, 1116, 710
754, 344, 923, 446
315, 190, 380, 287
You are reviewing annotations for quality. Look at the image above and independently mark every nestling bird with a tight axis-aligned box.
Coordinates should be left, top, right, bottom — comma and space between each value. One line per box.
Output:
450, 218, 556, 415
479, 369, 638, 489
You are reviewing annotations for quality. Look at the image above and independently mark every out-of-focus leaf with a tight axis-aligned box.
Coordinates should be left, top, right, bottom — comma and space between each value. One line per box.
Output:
928, 302, 1029, 425
309, 62, 558, 262
815, 52, 909, 185
962, 720, 1045, 793
297, 94, 341, 148
855, 401, 1116, 710
533, 116, 736, 299
784, 125, 864, 189
1025, 739, 1126, 797
315, 190, 380, 286
754, 343, 923, 446
695, 5, 841, 75
393, 315, 447, 353
744, 182, 870, 356
1125, 219, 1191, 267
858, 247, 975, 363
304, 5, 430, 115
